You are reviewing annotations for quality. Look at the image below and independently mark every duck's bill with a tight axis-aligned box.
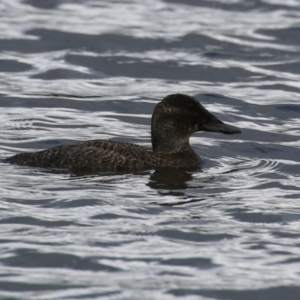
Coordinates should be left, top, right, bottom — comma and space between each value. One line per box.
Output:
203, 121, 241, 134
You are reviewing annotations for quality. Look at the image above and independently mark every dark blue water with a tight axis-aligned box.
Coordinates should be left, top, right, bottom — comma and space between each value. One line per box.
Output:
1, 0, 300, 299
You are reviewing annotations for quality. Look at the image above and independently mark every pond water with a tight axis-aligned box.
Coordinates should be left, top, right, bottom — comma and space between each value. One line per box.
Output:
1, 0, 300, 299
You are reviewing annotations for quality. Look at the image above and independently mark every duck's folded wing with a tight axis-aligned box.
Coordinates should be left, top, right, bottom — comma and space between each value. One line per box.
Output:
4, 140, 150, 170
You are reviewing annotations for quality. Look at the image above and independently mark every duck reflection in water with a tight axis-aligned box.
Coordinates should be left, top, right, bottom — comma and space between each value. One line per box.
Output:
148, 169, 194, 190
4, 94, 241, 172
147, 169, 213, 207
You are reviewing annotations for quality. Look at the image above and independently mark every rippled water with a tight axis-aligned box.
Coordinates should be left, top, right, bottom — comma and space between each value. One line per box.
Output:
1, 0, 300, 299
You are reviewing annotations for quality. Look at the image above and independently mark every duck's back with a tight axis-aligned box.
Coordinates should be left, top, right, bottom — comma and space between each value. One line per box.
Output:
5, 140, 152, 171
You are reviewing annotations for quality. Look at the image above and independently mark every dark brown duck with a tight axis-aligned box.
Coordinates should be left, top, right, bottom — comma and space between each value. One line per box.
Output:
4, 94, 241, 171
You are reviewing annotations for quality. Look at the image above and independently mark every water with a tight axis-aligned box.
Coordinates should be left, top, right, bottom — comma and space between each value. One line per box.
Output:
1, 0, 300, 299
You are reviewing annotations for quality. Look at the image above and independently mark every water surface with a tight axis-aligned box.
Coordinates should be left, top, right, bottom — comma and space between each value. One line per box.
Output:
1, 0, 300, 299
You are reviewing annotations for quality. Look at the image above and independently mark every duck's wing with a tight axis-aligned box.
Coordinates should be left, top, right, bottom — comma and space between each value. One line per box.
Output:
4, 140, 151, 170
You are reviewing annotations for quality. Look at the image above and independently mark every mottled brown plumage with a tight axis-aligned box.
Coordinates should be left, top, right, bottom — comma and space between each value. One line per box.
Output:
4, 94, 241, 171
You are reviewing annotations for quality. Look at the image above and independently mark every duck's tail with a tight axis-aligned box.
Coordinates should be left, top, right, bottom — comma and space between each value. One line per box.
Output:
2, 153, 33, 165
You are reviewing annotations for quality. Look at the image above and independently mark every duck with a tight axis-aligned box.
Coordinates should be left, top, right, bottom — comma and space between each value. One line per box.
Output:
3, 94, 241, 171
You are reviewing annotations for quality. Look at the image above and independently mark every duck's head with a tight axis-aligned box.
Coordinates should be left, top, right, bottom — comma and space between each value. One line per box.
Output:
151, 93, 241, 152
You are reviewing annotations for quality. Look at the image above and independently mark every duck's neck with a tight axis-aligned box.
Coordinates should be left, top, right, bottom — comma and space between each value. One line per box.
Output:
151, 133, 192, 153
